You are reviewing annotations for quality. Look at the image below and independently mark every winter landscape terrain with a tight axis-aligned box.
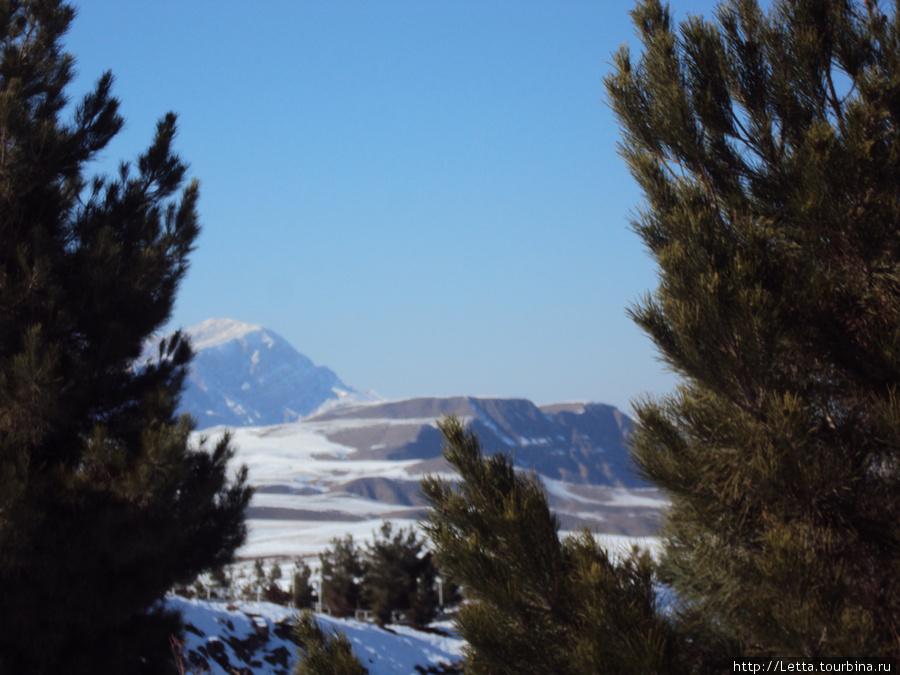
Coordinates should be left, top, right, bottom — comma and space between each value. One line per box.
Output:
157, 319, 665, 672
151, 319, 379, 428
167, 596, 466, 675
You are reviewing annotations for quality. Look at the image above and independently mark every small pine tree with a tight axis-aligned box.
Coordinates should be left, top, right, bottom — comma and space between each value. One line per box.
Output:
407, 552, 440, 629
421, 416, 682, 675
253, 558, 267, 592
292, 560, 317, 609
264, 581, 291, 605
606, 0, 900, 660
292, 611, 368, 675
269, 560, 283, 583
320, 535, 363, 617
209, 565, 232, 599
362, 521, 440, 628
260, 559, 289, 604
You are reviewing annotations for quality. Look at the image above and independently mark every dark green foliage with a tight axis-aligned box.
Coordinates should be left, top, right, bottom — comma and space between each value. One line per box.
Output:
0, 1, 251, 672
606, 0, 900, 661
254, 558, 266, 588
421, 416, 682, 675
407, 552, 441, 629
318, 524, 443, 626
292, 611, 368, 675
435, 572, 462, 611
261, 560, 291, 604
247, 558, 291, 603
292, 560, 317, 609
208, 565, 232, 599
269, 560, 283, 583
362, 521, 440, 628
320, 534, 363, 617
264, 581, 291, 605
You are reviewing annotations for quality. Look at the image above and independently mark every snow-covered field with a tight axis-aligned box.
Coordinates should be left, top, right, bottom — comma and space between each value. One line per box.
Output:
197, 422, 423, 558
195, 419, 665, 560
203, 421, 423, 490
239, 517, 426, 559
169, 596, 465, 675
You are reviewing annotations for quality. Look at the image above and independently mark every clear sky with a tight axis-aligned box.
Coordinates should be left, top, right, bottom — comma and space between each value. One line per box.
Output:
63, 1, 727, 414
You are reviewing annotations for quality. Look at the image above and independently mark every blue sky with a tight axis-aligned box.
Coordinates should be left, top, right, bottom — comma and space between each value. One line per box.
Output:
64, 1, 726, 413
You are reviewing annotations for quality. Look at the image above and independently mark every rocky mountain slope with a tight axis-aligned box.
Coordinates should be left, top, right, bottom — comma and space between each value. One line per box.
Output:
157, 319, 377, 428
306, 396, 639, 487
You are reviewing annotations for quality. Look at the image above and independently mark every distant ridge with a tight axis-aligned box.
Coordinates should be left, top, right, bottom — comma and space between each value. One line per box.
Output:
307, 395, 640, 487
152, 321, 664, 542
155, 319, 378, 428
156, 320, 641, 487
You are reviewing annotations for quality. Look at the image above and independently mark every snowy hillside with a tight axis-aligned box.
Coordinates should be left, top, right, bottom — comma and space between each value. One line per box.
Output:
168, 596, 464, 675
156, 319, 378, 428
195, 417, 666, 560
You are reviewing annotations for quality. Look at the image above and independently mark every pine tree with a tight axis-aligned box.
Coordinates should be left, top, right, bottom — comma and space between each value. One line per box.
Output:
269, 560, 283, 583
262, 559, 291, 604
292, 559, 317, 609
361, 521, 440, 628
421, 416, 681, 675
407, 551, 440, 629
0, 2, 251, 672
606, 0, 900, 660
253, 558, 267, 594
209, 565, 233, 599
292, 611, 368, 675
320, 534, 363, 617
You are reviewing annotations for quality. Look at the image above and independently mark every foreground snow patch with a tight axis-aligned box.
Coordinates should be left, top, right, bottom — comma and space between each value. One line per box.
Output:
167, 596, 464, 675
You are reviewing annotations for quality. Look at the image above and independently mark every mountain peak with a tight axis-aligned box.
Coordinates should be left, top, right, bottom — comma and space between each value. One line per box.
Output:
187, 318, 266, 351
157, 319, 377, 428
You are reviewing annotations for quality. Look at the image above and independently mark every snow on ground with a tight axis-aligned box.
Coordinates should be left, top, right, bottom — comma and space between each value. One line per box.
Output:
193, 420, 664, 561
240, 517, 428, 559
543, 477, 669, 509
168, 596, 464, 675
603, 489, 670, 508
242, 516, 660, 562
542, 477, 603, 504
250, 491, 413, 515
591, 533, 663, 559
200, 422, 352, 468
172, 419, 663, 673
199, 423, 423, 487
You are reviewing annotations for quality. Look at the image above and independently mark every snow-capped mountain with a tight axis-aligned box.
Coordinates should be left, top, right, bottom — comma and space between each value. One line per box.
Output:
147, 318, 666, 549
160, 319, 377, 429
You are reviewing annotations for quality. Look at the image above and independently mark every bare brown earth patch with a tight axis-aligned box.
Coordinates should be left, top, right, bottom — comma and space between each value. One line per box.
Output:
339, 476, 427, 506
406, 457, 454, 475
322, 423, 425, 457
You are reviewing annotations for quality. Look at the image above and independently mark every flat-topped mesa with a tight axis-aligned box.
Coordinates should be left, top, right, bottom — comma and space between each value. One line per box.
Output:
307, 395, 641, 488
